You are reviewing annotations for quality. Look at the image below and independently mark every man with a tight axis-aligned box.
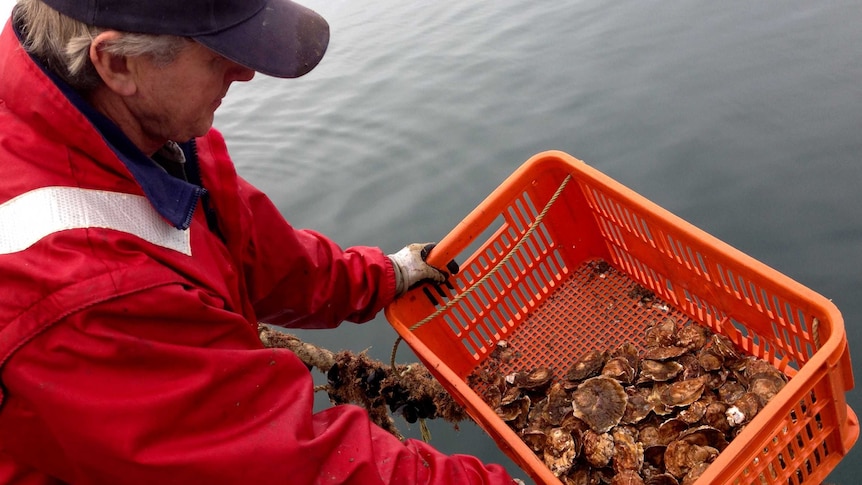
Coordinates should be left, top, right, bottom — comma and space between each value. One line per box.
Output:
0, 0, 517, 483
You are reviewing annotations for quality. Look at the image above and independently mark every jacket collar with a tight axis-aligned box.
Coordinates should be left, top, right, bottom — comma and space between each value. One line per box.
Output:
5, 20, 204, 230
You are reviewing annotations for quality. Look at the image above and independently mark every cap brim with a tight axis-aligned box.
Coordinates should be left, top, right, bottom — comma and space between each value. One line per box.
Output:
194, 0, 329, 78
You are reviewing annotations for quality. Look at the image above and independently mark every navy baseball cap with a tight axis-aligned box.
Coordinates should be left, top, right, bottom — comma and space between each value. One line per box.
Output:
40, 0, 330, 78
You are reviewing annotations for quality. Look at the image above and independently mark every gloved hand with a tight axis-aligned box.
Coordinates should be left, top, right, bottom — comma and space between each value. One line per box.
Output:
388, 243, 459, 296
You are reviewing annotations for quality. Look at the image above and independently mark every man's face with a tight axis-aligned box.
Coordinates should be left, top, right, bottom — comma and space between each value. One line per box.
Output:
125, 41, 255, 146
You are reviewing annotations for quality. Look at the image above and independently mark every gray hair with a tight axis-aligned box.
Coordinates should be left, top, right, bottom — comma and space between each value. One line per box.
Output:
13, 0, 189, 92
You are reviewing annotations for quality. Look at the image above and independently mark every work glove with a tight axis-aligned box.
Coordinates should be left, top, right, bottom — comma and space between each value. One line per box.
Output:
388, 243, 459, 296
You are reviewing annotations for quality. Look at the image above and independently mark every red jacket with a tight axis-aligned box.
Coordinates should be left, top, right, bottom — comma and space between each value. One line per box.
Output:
0, 19, 512, 485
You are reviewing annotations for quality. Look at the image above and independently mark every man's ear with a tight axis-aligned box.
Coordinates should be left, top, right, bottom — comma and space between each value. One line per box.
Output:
89, 31, 136, 96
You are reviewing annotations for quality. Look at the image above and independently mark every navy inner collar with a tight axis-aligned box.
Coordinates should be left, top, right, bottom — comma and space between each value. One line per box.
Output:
15, 23, 204, 230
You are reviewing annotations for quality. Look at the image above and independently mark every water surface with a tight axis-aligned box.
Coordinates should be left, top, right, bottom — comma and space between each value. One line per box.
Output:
214, 1, 862, 482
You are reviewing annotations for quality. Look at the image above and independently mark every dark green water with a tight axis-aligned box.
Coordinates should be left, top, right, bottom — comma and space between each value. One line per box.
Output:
215, 1, 862, 482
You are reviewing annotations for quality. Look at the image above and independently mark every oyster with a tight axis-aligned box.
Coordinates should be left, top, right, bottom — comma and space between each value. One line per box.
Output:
681, 462, 710, 485
645, 318, 679, 348
611, 470, 646, 485
544, 427, 577, 477
677, 323, 709, 350
726, 392, 761, 426
640, 360, 683, 382
677, 399, 708, 425
749, 373, 786, 406
509, 366, 554, 392
613, 342, 641, 369
717, 381, 745, 404
657, 418, 688, 445
521, 425, 547, 453
488, 339, 520, 364
566, 349, 607, 382
647, 383, 674, 416
499, 386, 523, 406
565, 463, 593, 485
603, 356, 637, 384
483, 384, 503, 410
495, 394, 531, 429
644, 473, 679, 485
664, 440, 719, 479
643, 443, 667, 468
697, 348, 724, 372
571, 376, 628, 433
612, 426, 644, 473
545, 382, 573, 426
703, 401, 732, 433
678, 425, 728, 451
677, 353, 703, 381
660, 376, 707, 408
710, 334, 743, 369
582, 429, 615, 468
643, 345, 689, 362
622, 387, 654, 424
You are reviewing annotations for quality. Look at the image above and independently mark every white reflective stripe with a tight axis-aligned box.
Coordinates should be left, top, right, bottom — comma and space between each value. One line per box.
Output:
0, 186, 191, 256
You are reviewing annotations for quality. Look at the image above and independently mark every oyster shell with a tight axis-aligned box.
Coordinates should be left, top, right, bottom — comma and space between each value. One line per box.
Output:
499, 386, 523, 406
643, 443, 667, 469
613, 342, 641, 369
710, 334, 743, 369
603, 356, 637, 384
521, 425, 547, 453
643, 345, 689, 362
622, 387, 654, 425
657, 418, 688, 445
544, 427, 577, 477
678, 425, 728, 451
703, 401, 732, 433
564, 463, 593, 485
495, 394, 531, 429
677, 323, 709, 351
660, 376, 707, 408
545, 382, 573, 426
612, 426, 644, 473
697, 348, 724, 372
749, 373, 786, 406
726, 392, 761, 426
681, 462, 710, 485
644, 473, 679, 485
640, 360, 683, 382
582, 429, 615, 468
664, 440, 719, 479
717, 381, 745, 404
677, 399, 708, 425
645, 318, 679, 348
510, 366, 554, 392
638, 423, 661, 448
571, 376, 628, 433
611, 470, 646, 485
566, 349, 607, 382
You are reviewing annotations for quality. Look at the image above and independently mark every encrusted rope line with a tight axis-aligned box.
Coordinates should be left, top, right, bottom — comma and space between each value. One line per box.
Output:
812, 317, 822, 351
390, 173, 573, 370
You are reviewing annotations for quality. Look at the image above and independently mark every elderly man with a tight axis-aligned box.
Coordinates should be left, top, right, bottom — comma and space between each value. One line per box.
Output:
0, 0, 516, 483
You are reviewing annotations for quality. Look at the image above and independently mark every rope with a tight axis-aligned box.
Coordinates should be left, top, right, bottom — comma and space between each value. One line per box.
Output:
812, 317, 822, 351
389, 173, 573, 370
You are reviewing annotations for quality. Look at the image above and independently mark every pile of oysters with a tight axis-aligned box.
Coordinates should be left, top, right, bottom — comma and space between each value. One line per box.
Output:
480, 317, 787, 485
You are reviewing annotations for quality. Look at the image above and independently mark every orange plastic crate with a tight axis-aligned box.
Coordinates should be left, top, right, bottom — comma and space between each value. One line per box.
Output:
384, 151, 858, 485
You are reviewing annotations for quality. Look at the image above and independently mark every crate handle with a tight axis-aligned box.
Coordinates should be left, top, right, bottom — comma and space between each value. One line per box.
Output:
389, 174, 573, 369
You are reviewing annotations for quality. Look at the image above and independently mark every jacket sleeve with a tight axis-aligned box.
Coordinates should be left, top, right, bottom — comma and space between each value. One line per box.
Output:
195, 132, 397, 330
0, 284, 515, 485
239, 177, 397, 328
